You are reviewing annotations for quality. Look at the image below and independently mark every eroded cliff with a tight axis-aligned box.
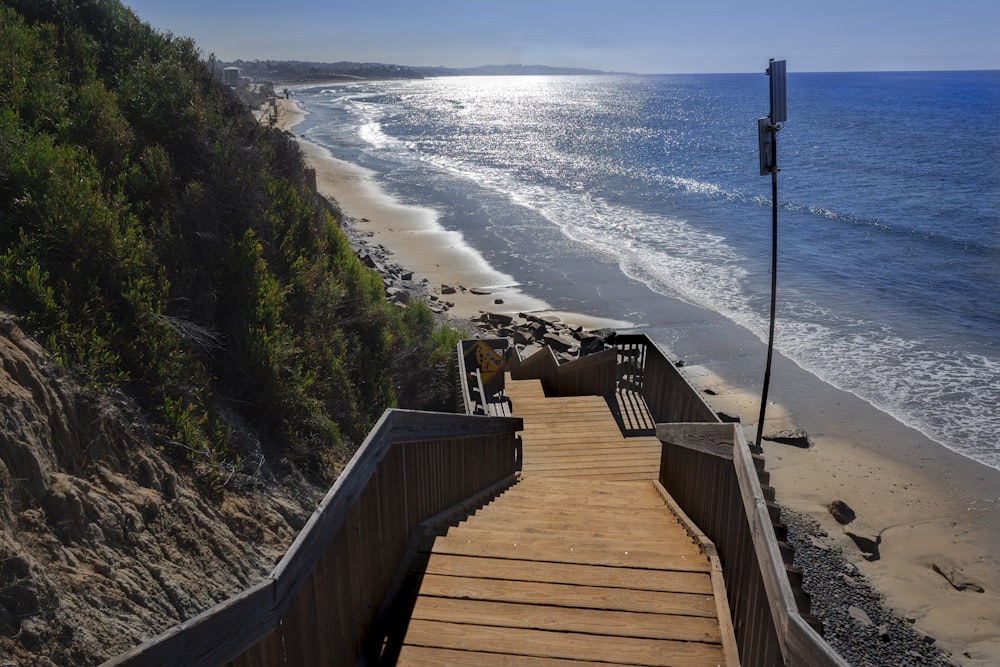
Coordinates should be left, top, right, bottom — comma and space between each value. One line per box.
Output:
0, 313, 318, 666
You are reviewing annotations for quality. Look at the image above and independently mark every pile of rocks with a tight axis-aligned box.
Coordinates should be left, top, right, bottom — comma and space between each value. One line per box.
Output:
784, 511, 955, 666
349, 228, 623, 363
467, 311, 618, 362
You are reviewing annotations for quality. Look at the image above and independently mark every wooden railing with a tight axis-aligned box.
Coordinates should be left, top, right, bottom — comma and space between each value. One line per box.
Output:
612, 334, 718, 424
657, 422, 848, 667
104, 409, 522, 667
463, 332, 718, 424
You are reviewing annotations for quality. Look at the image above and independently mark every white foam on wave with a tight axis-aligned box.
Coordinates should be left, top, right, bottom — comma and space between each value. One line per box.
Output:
775, 313, 1000, 470
357, 120, 393, 150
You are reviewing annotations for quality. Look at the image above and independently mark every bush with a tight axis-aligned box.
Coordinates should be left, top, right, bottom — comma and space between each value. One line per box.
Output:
0, 0, 463, 485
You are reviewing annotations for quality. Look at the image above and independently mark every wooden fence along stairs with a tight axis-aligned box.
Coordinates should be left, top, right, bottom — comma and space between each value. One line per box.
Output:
377, 376, 740, 666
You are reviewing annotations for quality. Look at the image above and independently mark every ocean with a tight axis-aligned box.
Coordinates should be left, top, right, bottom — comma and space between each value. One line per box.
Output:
290, 71, 1000, 471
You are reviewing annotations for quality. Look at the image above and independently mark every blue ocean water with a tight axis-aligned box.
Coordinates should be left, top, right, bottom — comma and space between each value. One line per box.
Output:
292, 71, 1000, 470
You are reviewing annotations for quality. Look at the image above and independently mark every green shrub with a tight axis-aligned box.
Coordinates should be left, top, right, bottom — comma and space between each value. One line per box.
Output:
0, 0, 465, 485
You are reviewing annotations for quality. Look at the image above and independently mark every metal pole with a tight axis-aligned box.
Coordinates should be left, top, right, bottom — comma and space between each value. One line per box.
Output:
755, 122, 778, 450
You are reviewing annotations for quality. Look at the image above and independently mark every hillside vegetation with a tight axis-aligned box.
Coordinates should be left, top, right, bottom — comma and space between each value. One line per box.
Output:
0, 0, 459, 485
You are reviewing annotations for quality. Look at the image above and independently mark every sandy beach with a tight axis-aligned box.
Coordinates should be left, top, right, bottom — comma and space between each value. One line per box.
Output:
274, 96, 1000, 664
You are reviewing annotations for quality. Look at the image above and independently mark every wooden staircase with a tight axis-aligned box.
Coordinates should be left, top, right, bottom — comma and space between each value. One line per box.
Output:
380, 378, 739, 666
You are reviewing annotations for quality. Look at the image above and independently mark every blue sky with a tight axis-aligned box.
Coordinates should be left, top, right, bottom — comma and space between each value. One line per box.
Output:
124, 0, 999, 74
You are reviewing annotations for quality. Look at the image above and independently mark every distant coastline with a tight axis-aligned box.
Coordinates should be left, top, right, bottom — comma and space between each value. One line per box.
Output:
217, 58, 626, 83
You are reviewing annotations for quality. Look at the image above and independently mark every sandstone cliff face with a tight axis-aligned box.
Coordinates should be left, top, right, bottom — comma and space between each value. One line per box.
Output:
0, 314, 317, 665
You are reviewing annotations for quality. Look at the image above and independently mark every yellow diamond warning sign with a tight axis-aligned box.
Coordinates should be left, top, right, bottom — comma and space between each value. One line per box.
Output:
468, 340, 505, 385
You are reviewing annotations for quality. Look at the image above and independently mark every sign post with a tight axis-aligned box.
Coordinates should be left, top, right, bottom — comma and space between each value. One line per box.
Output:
755, 59, 786, 451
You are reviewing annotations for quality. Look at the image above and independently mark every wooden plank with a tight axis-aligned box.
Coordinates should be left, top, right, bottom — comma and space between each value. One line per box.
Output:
520, 441, 647, 451
410, 597, 724, 643
515, 409, 616, 419
444, 529, 702, 558
455, 517, 692, 543
519, 440, 636, 452
487, 495, 675, 515
521, 466, 660, 480
523, 454, 659, 467
402, 619, 727, 667
522, 436, 648, 452
522, 454, 662, 468
656, 423, 736, 461
522, 454, 658, 474
396, 645, 612, 667
524, 441, 661, 453
513, 396, 606, 406
422, 554, 713, 595
522, 458, 660, 472
522, 437, 662, 452
463, 504, 688, 527
416, 575, 718, 617
508, 479, 663, 501
519, 427, 627, 439
438, 524, 698, 551
448, 525, 691, 549
514, 401, 611, 412
430, 534, 711, 571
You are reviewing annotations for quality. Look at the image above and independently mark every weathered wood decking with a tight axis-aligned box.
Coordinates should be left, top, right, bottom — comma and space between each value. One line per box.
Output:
507, 378, 662, 480
390, 378, 738, 666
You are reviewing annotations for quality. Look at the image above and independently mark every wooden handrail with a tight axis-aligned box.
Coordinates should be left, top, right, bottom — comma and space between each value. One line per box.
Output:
657, 422, 847, 667
613, 334, 718, 424
104, 409, 522, 667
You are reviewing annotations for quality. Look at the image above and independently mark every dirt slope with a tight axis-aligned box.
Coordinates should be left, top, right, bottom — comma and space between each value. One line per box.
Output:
0, 313, 319, 666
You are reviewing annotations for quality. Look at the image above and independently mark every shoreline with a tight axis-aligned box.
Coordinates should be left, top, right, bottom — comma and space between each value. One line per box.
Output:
274, 96, 1000, 664
273, 97, 628, 331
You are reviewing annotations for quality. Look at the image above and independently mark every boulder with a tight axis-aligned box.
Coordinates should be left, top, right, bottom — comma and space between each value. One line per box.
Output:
543, 332, 578, 353
385, 287, 410, 305
482, 312, 513, 327
827, 499, 856, 525
527, 321, 547, 338
762, 428, 811, 448
440, 284, 457, 295
716, 411, 741, 424
578, 328, 616, 357
512, 329, 534, 346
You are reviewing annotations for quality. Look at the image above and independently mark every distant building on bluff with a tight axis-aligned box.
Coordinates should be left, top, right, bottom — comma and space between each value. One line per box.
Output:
222, 67, 241, 87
